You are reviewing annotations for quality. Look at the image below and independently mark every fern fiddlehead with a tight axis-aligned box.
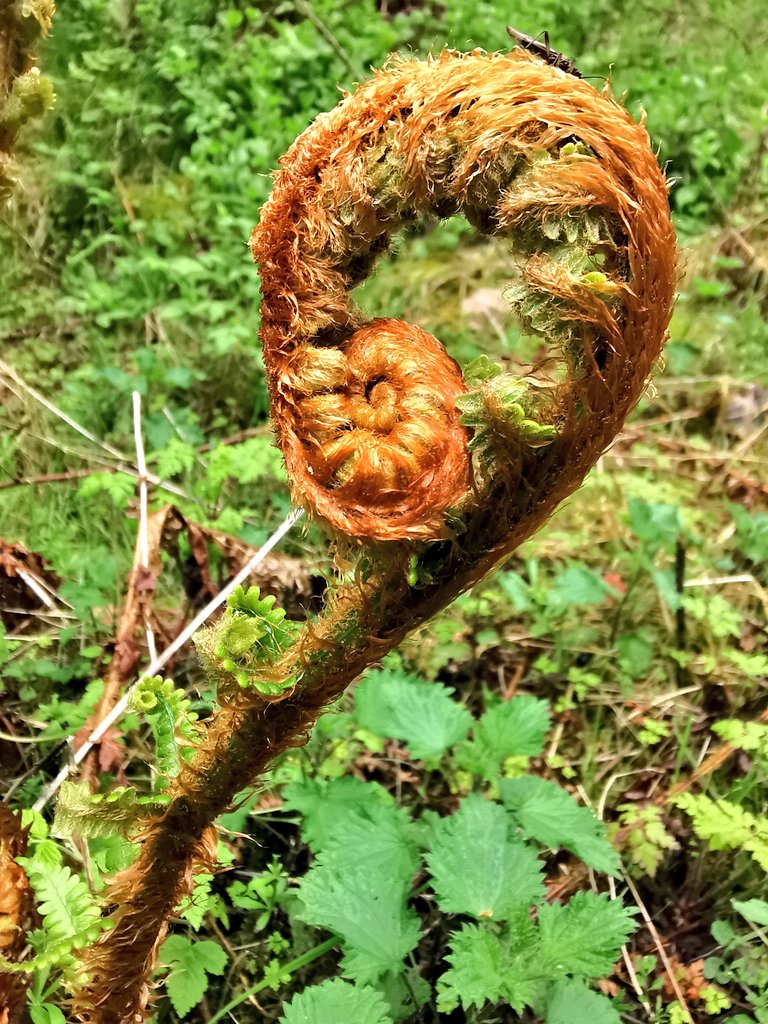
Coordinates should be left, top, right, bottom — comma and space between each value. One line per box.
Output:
72, 49, 676, 1021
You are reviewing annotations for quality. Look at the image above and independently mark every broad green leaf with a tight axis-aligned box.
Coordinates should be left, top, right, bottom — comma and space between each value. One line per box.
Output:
730, 505, 768, 564
89, 835, 139, 875
280, 978, 393, 1024
733, 898, 768, 926
548, 567, 610, 607
497, 571, 534, 612
159, 936, 227, 1018
298, 860, 420, 983
29, 1006, 66, 1024
501, 777, 620, 876
616, 632, 654, 679
537, 892, 636, 977
283, 777, 396, 852
628, 498, 681, 552
546, 978, 621, 1024
458, 696, 549, 779
354, 670, 471, 760
318, 807, 420, 880
437, 923, 539, 1014
426, 794, 544, 920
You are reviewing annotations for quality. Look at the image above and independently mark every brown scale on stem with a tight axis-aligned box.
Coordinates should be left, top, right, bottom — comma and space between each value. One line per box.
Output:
72, 49, 676, 1021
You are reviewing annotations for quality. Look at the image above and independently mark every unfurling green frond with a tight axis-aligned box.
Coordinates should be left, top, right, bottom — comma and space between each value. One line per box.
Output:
52, 782, 167, 840
456, 367, 556, 464
194, 586, 300, 698
129, 676, 199, 782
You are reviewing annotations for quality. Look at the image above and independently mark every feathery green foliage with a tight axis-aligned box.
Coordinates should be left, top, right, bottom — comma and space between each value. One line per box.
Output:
673, 793, 768, 870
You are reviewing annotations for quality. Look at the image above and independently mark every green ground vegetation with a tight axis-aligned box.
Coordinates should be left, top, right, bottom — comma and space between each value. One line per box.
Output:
1, 1, 767, 1022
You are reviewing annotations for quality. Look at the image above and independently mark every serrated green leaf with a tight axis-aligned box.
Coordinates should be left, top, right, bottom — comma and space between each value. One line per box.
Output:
458, 697, 549, 780
713, 719, 768, 757
537, 891, 635, 977
426, 795, 544, 920
318, 807, 420, 881
9, 852, 105, 971
154, 437, 196, 478
159, 936, 227, 1018
545, 978, 621, 1024
77, 472, 136, 509
549, 567, 610, 607
283, 777, 395, 852
437, 923, 540, 1013
354, 670, 471, 761
500, 777, 620, 875
297, 859, 420, 983
89, 834, 139, 875
628, 498, 681, 552
280, 978, 393, 1024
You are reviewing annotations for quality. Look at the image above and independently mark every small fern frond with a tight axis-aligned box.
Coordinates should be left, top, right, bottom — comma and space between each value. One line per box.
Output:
53, 781, 167, 839
194, 586, 300, 698
3, 850, 107, 973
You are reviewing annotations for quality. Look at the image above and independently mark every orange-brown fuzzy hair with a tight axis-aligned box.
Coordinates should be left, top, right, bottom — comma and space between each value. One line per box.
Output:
252, 49, 677, 544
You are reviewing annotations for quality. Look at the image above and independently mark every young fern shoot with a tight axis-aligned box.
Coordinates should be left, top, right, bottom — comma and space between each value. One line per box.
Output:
70, 48, 677, 1021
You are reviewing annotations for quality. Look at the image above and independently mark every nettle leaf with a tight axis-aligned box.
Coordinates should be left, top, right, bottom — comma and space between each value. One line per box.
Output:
159, 936, 227, 1018
297, 858, 420, 983
283, 777, 396, 852
537, 892, 636, 977
318, 807, 420, 881
628, 497, 681, 552
354, 670, 471, 761
437, 923, 539, 1014
280, 978, 393, 1024
458, 696, 549, 780
426, 795, 544, 921
545, 978, 621, 1024
501, 777, 620, 876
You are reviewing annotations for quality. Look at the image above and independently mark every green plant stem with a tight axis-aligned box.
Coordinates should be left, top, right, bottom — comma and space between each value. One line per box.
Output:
207, 936, 338, 1024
